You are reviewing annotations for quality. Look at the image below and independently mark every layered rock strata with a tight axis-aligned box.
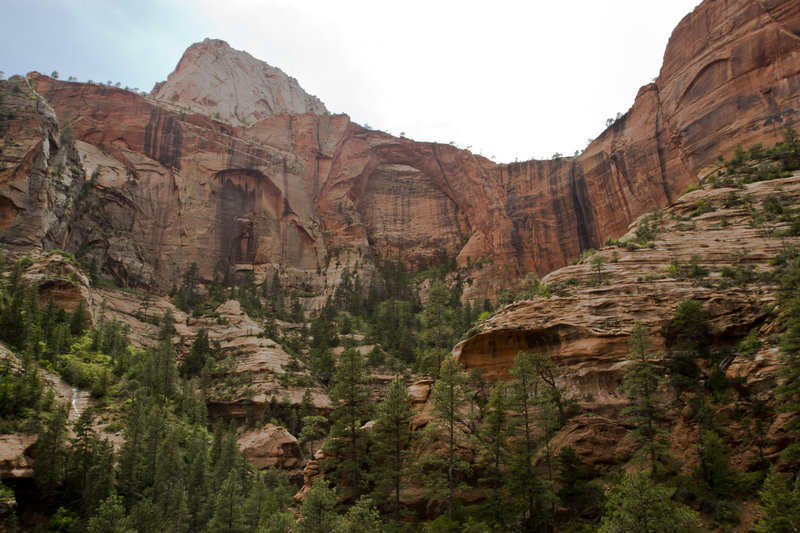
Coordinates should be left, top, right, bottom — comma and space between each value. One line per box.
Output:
456, 173, 800, 410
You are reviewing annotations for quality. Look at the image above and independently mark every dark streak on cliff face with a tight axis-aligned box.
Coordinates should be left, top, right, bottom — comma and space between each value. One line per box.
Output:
652, 85, 674, 205
144, 109, 183, 171
569, 161, 598, 253
214, 168, 283, 266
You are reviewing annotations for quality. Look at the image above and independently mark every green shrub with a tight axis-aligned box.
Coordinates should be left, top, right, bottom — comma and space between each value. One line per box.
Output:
682, 183, 700, 195
690, 198, 715, 217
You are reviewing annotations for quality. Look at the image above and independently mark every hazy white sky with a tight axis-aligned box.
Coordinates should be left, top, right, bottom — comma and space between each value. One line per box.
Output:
2, 0, 699, 162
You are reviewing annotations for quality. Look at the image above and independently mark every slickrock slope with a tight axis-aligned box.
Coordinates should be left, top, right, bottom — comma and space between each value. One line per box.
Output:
197, 300, 331, 418
152, 38, 328, 125
3, 0, 799, 303
456, 172, 800, 413
81, 286, 332, 415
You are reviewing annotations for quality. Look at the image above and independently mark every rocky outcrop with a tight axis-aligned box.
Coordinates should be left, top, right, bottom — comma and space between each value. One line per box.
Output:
293, 449, 324, 503
237, 425, 304, 471
200, 300, 331, 419
22, 251, 94, 317
0, 434, 36, 480
3, 0, 799, 304
457, 173, 800, 392
152, 38, 328, 125
0, 78, 83, 251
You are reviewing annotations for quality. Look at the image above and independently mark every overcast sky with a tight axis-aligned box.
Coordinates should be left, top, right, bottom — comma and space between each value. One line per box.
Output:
2, 0, 699, 163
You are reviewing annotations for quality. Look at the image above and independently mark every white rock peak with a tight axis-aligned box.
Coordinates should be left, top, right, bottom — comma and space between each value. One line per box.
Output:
151, 38, 328, 126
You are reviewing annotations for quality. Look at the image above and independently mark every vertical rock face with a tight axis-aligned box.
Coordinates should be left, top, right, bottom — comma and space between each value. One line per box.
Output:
0, 79, 83, 250
4, 0, 800, 301
151, 38, 328, 126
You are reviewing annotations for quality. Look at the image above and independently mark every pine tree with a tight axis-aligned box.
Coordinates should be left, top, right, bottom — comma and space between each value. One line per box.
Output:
68, 407, 97, 500
186, 429, 212, 531
479, 381, 510, 528
83, 438, 116, 517
325, 348, 370, 499
333, 496, 383, 533
152, 427, 188, 530
242, 472, 269, 530
556, 446, 602, 523
536, 376, 561, 527
296, 478, 338, 533
258, 468, 295, 521
70, 299, 90, 336
180, 328, 211, 377
212, 425, 244, 493
299, 415, 328, 459
128, 497, 160, 533
598, 471, 698, 533
141, 402, 168, 491
740, 399, 772, 469
428, 356, 473, 519
0, 261, 26, 348
290, 293, 304, 322
257, 510, 295, 533
511, 354, 571, 525
754, 466, 800, 532
209, 470, 247, 533
590, 254, 606, 284
87, 491, 134, 533
34, 406, 68, 496
668, 299, 708, 390
299, 388, 316, 420
620, 321, 667, 478
506, 351, 553, 531
157, 309, 176, 342
371, 376, 416, 524
178, 262, 200, 311
117, 399, 146, 509
692, 430, 740, 527
41, 294, 58, 360
776, 255, 800, 451
372, 298, 417, 364
141, 341, 178, 399
528, 352, 573, 426
418, 280, 453, 377
22, 283, 42, 355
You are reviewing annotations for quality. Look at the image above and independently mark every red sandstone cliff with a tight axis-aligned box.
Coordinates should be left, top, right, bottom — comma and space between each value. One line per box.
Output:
2, 0, 798, 301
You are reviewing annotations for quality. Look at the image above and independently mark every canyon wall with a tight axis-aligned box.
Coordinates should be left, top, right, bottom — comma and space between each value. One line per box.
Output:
1, 0, 798, 301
